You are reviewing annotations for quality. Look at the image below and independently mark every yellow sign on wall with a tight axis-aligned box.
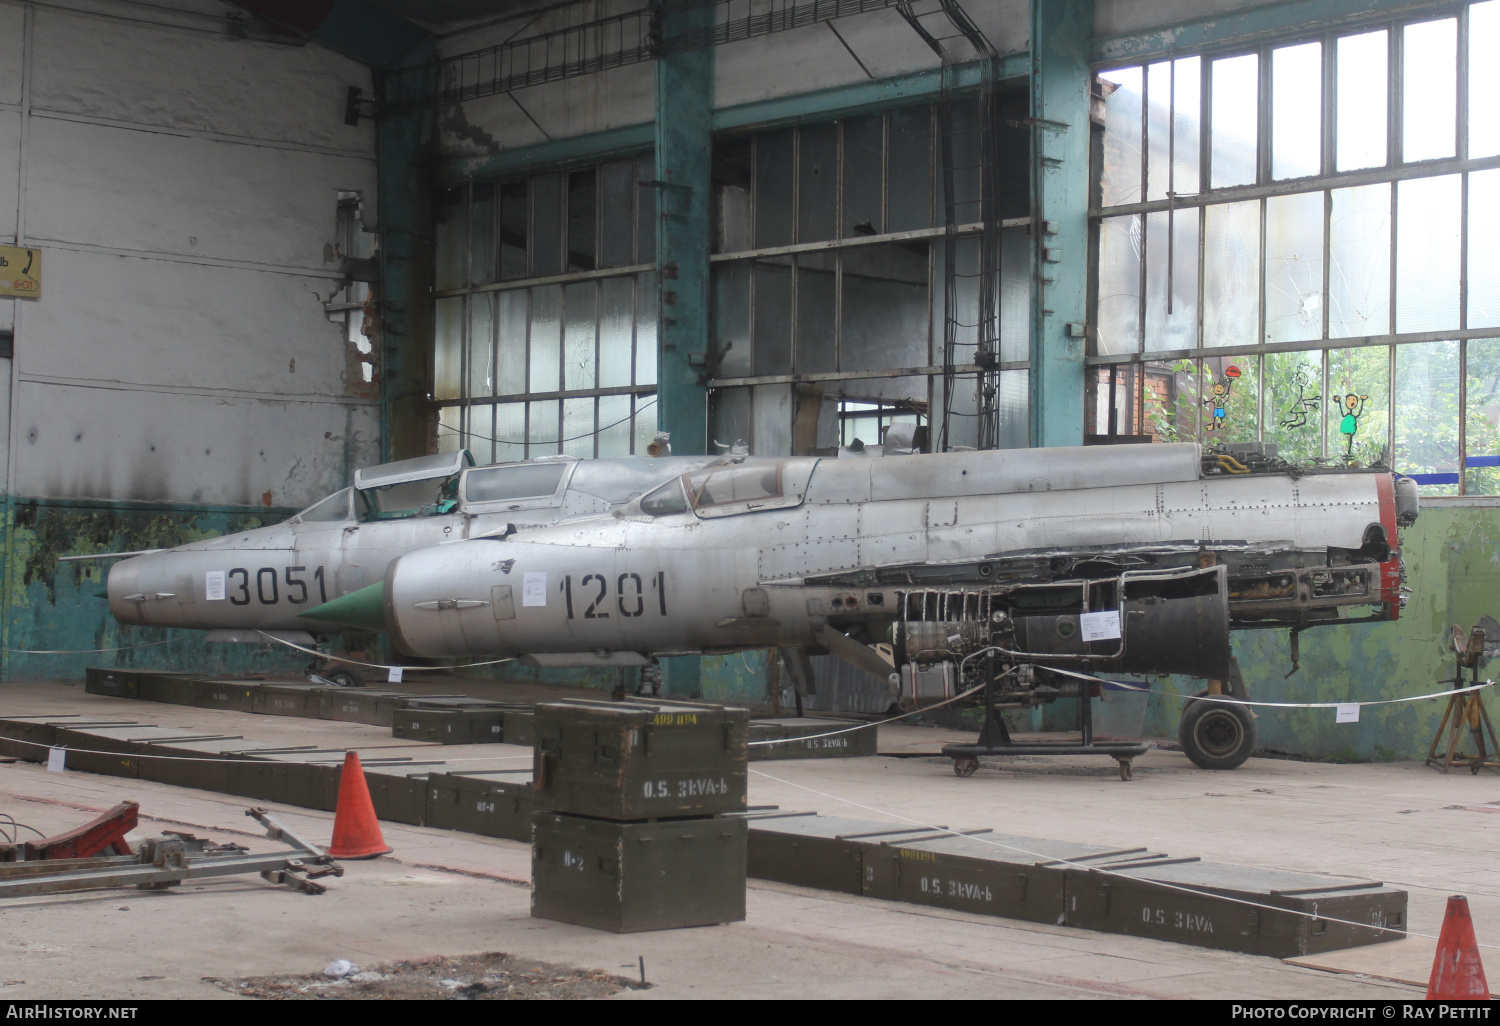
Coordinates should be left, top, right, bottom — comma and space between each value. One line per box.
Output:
0, 247, 40, 299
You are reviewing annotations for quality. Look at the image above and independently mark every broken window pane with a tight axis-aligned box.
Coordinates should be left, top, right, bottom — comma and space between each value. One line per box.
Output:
499, 181, 528, 280
840, 243, 930, 373
434, 296, 463, 401
1264, 348, 1325, 462
567, 169, 597, 272
944, 97, 983, 224
1402, 18, 1457, 162
434, 186, 465, 292
529, 399, 560, 457
1201, 355, 1258, 444
795, 251, 837, 374
633, 394, 657, 455
468, 291, 495, 398
1396, 174, 1460, 333
1336, 30, 1387, 171
1272, 42, 1322, 180
563, 281, 596, 391
843, 113, 884, 238
470, 182, 495, 286
528, 284, 561, 393
1097, 214, 1142, 355
598, 276, 633, 389
713, 261, 751, 378
1468, 169, 1500, 329
1211, 54, 1259, 189
1394, 339, 1459, 491
597, 393, 632, 457
1147, 61, 1173, 202
438, 405, 463, 454
753, 256, 793, 376
755, 129, 795, 248
1203, 200, 1260, 347
1471, 2, 1500, 158
1329, 182, 1391, 338
635, 152, 656, 264
714, 136, 753, 255
1142, 358, 1200, 442
887, 105, 933, 232
532, 173, 563, 277
1145, 208, 1200, 352
798, 122, 838, 243
494, 402, 525, 462
1465, 338, 1500, 493
496, 289, 527, 396
1000, 227, 1030, 363
710, 386, 752, 454
1264, 191, 1325, 343
635, 271, 658, 386
1327, 345, 1390, 466
1099, 67, 1143, 206
599, 160, 635, 268
562, 396, 594, 457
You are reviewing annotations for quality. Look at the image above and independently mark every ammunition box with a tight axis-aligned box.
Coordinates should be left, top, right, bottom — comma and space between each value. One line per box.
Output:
253, 684, 322, 718
258, 757, 341, 811
746, 813, 934, 895
531, 811, 747, 933
532, 700, 748, 821
1063, 860, 1407, 958
0, 718, 62, 759
392, 707, 507, 745
84, 667, 142, 700
426, 771, 534, 840
136, 671, 201, 707
137, 740, 253, 793
748, 718, 877, 761
861, 831, 1173, 924
191, 679, 259, 713
500, 708, 534, 747
363, 768, 432, 825
51, 727, 147, 778
321, 689, 408, 726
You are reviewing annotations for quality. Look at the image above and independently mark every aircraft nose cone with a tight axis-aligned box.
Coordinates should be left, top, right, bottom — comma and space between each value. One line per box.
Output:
301, 582, 386, 632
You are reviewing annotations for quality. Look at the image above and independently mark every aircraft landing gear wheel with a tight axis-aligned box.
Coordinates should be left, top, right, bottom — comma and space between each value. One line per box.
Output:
323, 669, 362, 689
953, 756, 979, 777
1179, 693, 1256, 770
1115, 757, 1134, 781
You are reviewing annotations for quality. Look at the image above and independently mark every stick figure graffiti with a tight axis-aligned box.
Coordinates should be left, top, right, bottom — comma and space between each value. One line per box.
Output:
1279, 365, 1321, 430
1202, 365, 1242, 432
1338, 393, 1370, 456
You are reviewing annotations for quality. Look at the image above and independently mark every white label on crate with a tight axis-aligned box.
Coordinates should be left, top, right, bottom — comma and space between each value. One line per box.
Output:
1336, 703, 1360, 723
1079, 610, 1122, 641
388, 666, 404, 683
522, 572, 548, 607
204, 571, 226, 601
47, 747, 66, 773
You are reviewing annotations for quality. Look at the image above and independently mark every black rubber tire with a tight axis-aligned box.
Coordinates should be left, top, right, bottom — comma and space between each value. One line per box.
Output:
1179, 693, 1257, 770
324, 669, 363, 689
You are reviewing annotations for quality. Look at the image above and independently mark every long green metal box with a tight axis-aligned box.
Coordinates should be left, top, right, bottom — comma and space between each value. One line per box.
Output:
252, 684, 323, 718
191, 679, 259, 713
1063, 860, 1407, 958
135, 672, 201, 706
84, 667, 142, 700
748, 718, 877, 761
531, 811, 747, 933
532, 700, 748, 821
363, 766, 435, 825
321, 689, 408, 726
392, 707, 506, 745
427, 770, 534, 840
745, 813, 938, 895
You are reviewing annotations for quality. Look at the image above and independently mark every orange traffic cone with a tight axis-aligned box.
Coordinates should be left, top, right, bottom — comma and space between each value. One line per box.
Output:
1427, 895, 1489, 999
327, 751, 392, 859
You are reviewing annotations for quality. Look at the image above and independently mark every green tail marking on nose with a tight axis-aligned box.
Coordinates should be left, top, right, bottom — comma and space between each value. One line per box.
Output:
299, 581, 386, 632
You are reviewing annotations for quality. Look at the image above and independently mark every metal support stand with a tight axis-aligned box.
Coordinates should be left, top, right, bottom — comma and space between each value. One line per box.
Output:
942, 658, 1151, 781
1426, 627, 1499, 774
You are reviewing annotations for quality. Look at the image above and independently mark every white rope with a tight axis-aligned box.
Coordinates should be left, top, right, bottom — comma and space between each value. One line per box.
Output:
254, 630, 517, 673
0, 734, 535, 766
748, 765, 1500, 955
749, 670, 1014, 748
6, 638, 180, 655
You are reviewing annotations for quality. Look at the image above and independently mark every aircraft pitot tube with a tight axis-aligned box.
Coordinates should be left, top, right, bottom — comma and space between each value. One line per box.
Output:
303, 442, 1419, 714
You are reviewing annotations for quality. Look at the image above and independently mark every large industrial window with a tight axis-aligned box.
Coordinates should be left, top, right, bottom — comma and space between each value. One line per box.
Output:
432, 155, 659, 463
1091, 1, 1500, 494
708, 101, 1032, 455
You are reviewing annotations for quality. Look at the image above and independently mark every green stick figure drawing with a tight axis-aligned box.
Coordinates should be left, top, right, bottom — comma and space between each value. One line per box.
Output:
1338, 393, 1369, 455
1202, 365, 1242, 432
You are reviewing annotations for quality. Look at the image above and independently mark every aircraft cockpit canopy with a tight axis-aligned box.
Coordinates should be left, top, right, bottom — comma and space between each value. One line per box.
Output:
352, 450, 474, 521
633, 458, 816, 518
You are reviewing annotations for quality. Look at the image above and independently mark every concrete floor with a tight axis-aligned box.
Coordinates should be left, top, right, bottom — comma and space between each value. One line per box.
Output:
0, 681, 1494, 1000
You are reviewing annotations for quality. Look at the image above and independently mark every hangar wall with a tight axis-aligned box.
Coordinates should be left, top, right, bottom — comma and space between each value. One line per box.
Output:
0, 0, 381, 677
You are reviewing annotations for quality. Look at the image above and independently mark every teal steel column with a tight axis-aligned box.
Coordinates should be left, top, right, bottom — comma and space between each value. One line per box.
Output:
1029, 0, 1093, 448
654, 1, 714, 699
376, 44, 438, 461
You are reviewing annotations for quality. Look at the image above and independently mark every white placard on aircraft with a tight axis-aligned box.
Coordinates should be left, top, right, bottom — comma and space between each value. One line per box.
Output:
1080, 610, 1122, 642
522, 572, 548, 607
205, 570, 226, 601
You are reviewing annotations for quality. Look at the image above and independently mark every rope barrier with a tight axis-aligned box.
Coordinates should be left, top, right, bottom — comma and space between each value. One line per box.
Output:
254, 630, 518, 674
5, 638, 181, 655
